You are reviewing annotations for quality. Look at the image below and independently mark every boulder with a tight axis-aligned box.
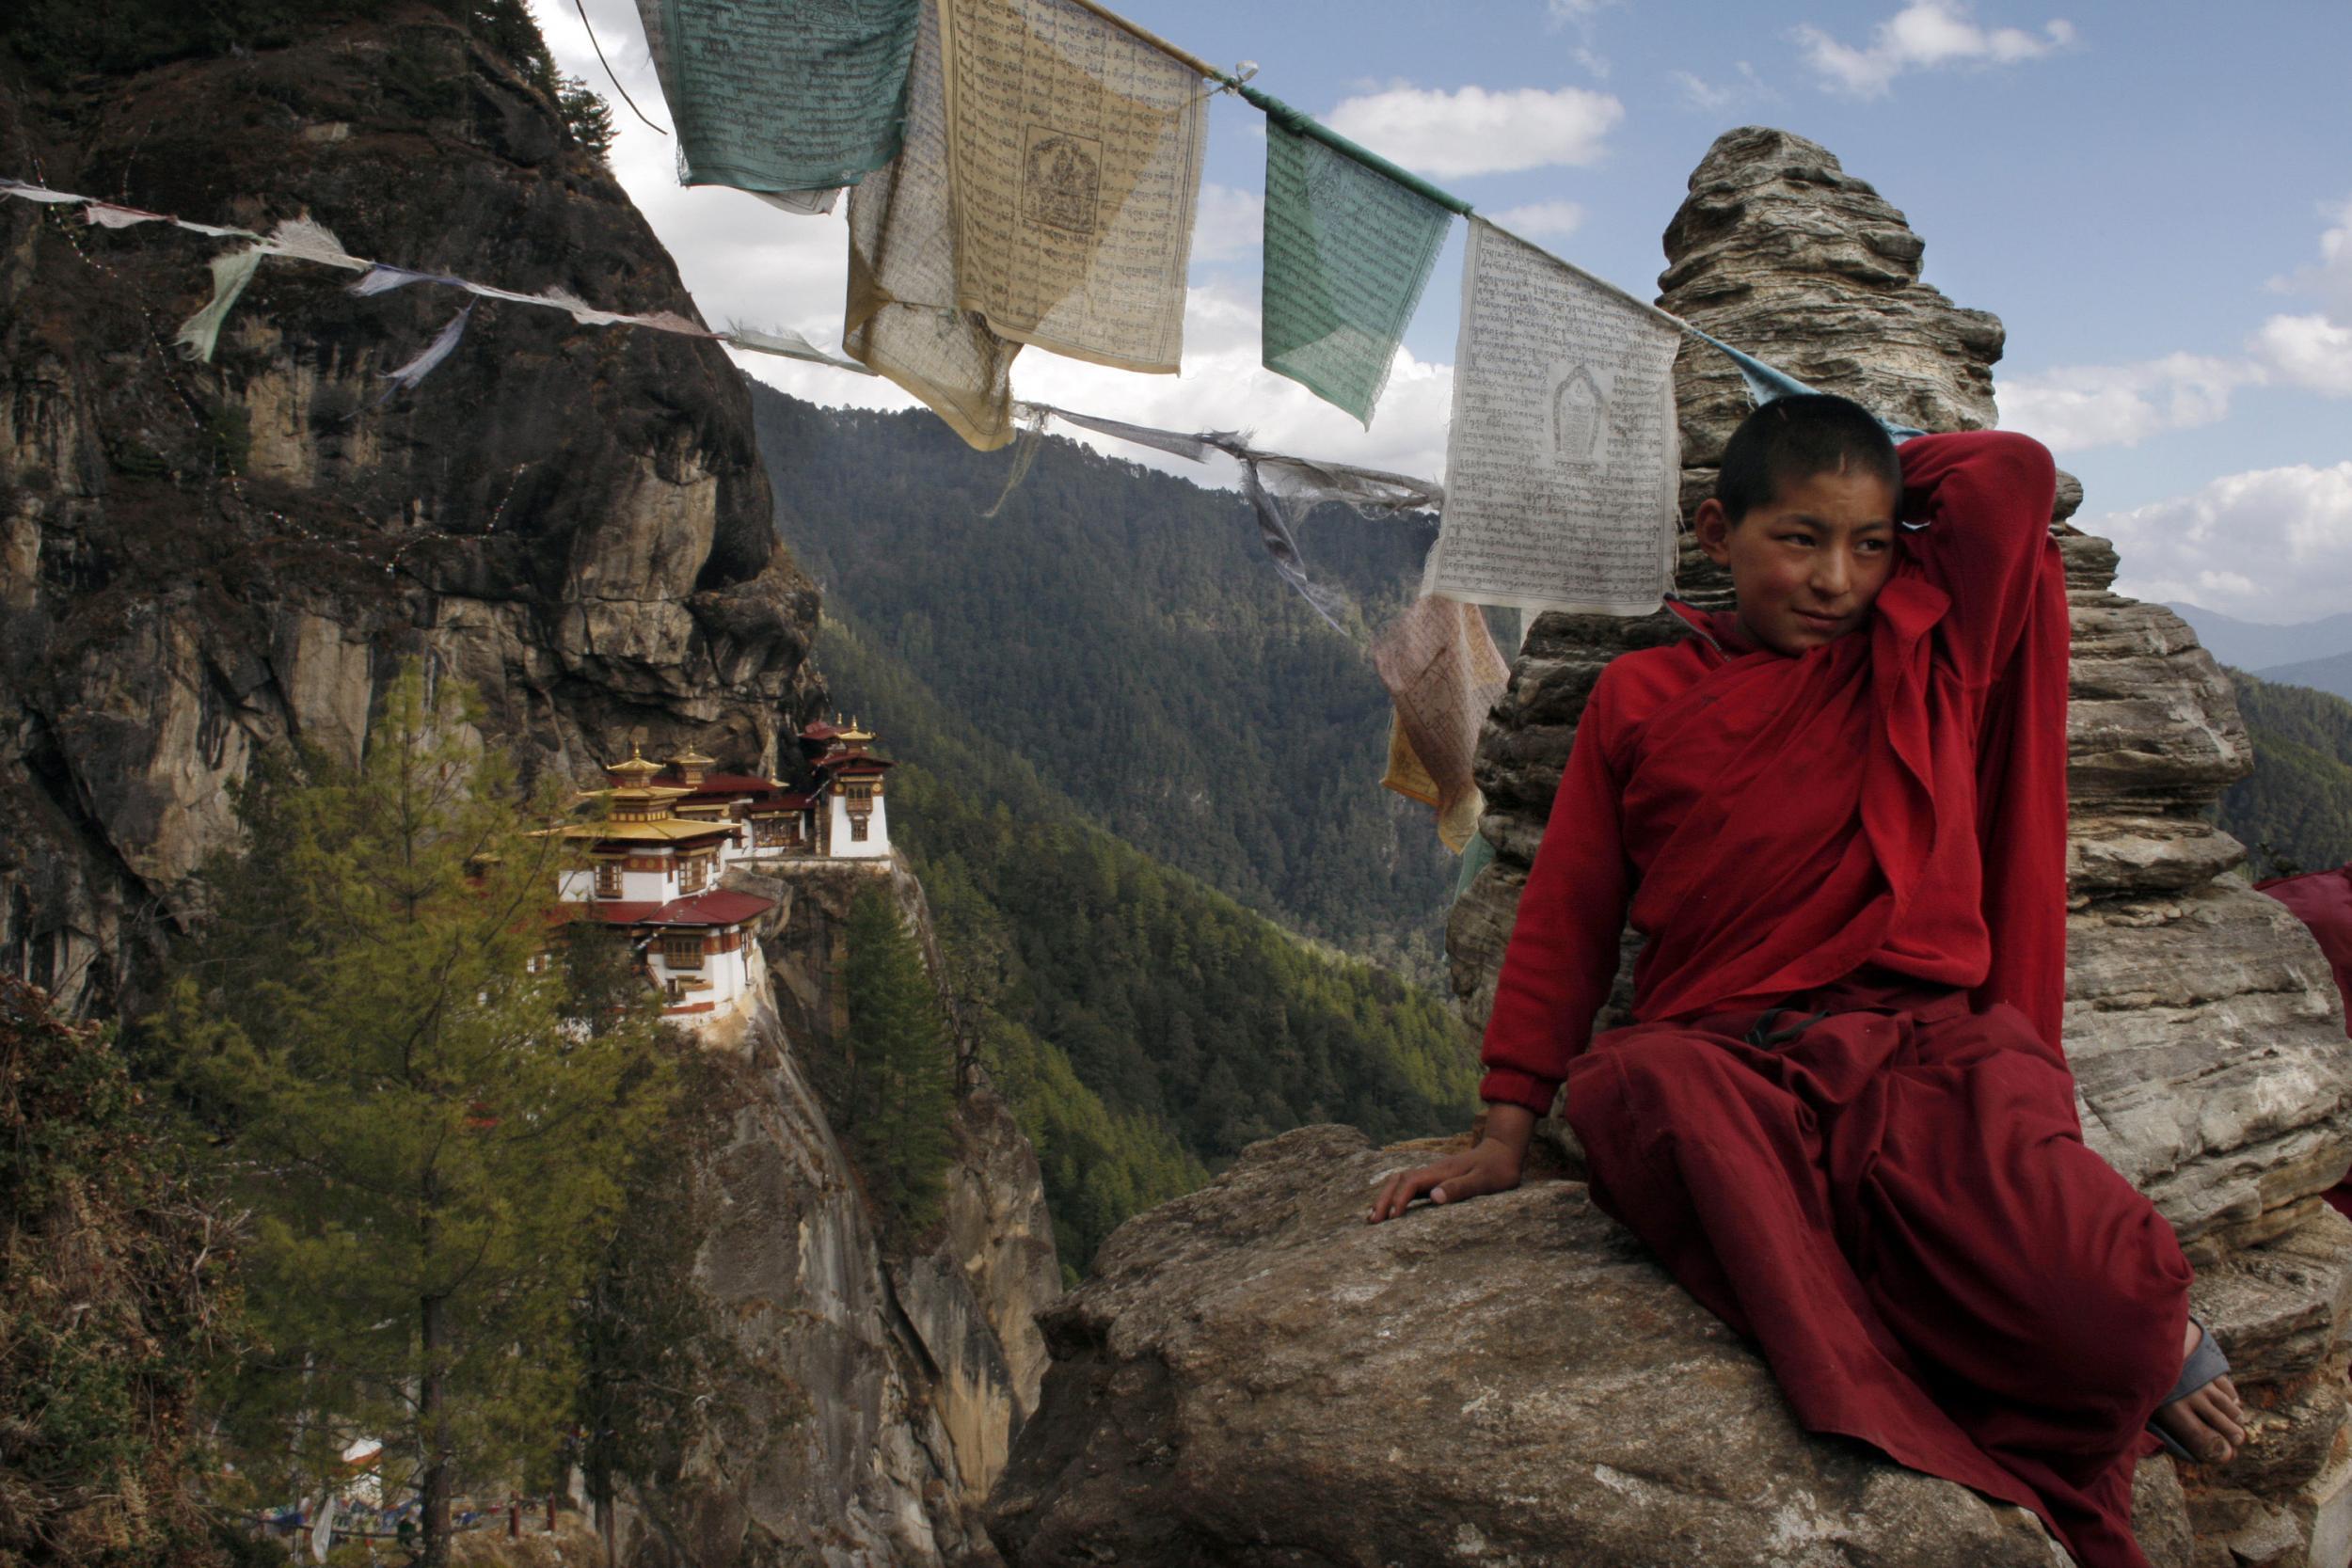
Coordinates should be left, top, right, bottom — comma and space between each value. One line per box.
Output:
991, 1125, 2079, 1568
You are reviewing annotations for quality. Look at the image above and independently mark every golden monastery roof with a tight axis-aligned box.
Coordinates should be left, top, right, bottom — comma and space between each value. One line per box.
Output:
545, 816, 735, 846
603, 745, 664, 784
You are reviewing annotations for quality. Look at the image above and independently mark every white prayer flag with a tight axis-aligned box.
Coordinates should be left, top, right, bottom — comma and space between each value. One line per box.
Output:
937, 0, 1206, 373
1429, 218, 1682, 616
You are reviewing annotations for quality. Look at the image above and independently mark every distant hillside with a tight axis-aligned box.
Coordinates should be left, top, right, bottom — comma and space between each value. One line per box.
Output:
2169, 603, 2352, 673
752, 385, 1460, 978
2256, 650, 2352, 705
2220, 671, 2352, 879
809, 608, 1478, 1273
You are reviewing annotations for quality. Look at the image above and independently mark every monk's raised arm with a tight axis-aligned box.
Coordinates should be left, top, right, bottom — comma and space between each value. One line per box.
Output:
1896, 430, 2060, 687
1475, 666, 1635, 1119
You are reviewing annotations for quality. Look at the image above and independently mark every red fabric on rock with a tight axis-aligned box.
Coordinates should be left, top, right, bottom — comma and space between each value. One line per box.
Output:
1566, 975, 2189, 1568
2258, 863, 2352, 1037
2257, 863, 2352, 1218
1477, 432, 2188, 1567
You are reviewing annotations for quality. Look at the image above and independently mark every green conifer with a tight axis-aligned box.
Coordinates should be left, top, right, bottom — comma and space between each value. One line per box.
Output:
830, 887, 956, 1236
151, 664, 672, 1568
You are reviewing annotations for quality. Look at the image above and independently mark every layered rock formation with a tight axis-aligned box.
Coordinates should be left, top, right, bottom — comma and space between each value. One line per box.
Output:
0, 3, 818, 1019
3, 11, 1062, 1564
994, 130, 2352, 1568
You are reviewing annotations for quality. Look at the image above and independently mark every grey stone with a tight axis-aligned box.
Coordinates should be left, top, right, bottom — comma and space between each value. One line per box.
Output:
990, 1126, 2070, 1568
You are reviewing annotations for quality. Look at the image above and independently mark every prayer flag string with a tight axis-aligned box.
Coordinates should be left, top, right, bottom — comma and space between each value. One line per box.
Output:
0, 177, 870, 375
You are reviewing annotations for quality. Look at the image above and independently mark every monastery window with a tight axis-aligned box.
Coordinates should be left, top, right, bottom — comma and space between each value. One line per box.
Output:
850, 814, 870, 843
661, 932, 704, 969
594, 862, 622, 897
680, 855, 708, 894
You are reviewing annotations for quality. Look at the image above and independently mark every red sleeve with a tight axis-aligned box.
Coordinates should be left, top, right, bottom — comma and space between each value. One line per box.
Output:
1477, 667, 1634, 1116
1900, 430, 2071, 1048
1895, 431, 2059, 687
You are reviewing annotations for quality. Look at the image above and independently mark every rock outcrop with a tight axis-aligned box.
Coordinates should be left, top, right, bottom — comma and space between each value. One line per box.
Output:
993, 1124, 2085, 1568
626, 856, 1059, 1567
4, 12, 1064, 1564
994, 129, 2352, 1568
0, 4, 819, 1020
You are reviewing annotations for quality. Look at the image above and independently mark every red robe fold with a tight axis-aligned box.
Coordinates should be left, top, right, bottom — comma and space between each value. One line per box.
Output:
1480, 432, 2189, 1568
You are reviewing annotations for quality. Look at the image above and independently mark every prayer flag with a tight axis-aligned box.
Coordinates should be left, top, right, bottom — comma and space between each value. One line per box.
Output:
1374, 594, 1511, 851
379, 303, 473, 398
846, 0, 1023, 448
1428, 218, 1682, 616
1261, 121, 1449, 426
1697, 329, 1928, 441
936, 0, 1206, 373
1032, 404, 1442, 630
634, 0, 922, 197
175, 247, 264, 362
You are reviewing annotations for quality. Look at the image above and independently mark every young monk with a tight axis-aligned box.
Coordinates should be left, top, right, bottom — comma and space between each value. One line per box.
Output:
1369, 396, 2246, 1568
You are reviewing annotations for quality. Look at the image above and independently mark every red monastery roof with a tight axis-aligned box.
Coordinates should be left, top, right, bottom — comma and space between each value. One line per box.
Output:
578, 891, 774, 928
814, 746, 896, 775
657, 768, 796, 800
638, 891, 774, 927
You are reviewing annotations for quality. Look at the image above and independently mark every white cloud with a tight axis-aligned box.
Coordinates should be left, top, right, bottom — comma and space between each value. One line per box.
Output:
2268, 195, 2352, 325
2093, 464, 2352, 624
1672, 61, 1774, 112
1794, 3, 2074, 99
1324, 84, 1623, 178
1545, 0, 1616, 77
2252, 314, 2352, 397
2003, 193, 2352, 451
1996, 354, 2258, 452
1489, 200, 1587, 239
1010, 278, 1454, 486
1190, 184, 1264, 265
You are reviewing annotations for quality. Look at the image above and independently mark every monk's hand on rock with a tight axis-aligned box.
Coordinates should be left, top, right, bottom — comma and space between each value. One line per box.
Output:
1366, 1137, 1522, 1224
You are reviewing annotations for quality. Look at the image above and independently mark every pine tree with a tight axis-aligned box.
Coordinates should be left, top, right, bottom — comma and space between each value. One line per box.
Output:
150, 664, 673, 1568
829, 887, 956, 1235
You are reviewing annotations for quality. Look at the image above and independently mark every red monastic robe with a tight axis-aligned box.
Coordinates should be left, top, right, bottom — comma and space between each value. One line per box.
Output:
2260, 863, 2352, 1038
1480, 432, 2191, 1568
2259, 863, 2352, 1221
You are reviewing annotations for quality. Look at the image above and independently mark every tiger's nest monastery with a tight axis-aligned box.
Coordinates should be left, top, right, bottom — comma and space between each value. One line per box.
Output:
548, 717, 897, 1029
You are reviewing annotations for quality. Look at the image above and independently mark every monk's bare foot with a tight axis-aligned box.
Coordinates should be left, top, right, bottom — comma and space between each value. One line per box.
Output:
2154, 1319, 2247, 1465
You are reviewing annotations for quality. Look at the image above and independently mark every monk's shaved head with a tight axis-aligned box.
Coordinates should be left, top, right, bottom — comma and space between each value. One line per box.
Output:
1715, 394, 1900, 525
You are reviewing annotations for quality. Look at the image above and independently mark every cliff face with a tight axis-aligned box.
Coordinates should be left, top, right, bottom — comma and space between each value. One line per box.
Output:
625, 858, 1058, 1567
0, 3, 819, 1019
993, 130, 2352, 1568
3, 12, 1064, 1564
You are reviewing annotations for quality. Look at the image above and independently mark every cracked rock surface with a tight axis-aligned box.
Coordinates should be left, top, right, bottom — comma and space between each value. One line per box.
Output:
0, 8, 821, 1019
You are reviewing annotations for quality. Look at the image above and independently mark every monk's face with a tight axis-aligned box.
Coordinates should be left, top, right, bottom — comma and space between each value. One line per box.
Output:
1694, 467, 1899, 657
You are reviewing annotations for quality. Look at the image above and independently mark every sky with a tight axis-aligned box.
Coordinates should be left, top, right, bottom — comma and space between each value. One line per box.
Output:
536, 0, 2352, 630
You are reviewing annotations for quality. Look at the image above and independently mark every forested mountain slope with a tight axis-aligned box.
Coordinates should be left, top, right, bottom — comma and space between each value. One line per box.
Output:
752, 385, 1463, 976
807, 609, 1479, 1271
2220, 671, 2352, 879
2255, 651, 2352, 705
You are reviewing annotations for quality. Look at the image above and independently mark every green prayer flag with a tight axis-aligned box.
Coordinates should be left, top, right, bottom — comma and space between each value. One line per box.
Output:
1261, 121, 1451, 426
646, 0, 923, 197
